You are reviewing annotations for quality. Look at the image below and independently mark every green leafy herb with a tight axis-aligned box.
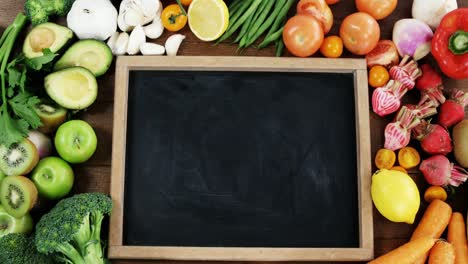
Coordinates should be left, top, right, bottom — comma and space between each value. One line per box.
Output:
26, 48, 58, 70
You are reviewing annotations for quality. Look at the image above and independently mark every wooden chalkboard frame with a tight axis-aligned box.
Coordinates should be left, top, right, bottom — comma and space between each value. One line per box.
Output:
108, 56, 373, 261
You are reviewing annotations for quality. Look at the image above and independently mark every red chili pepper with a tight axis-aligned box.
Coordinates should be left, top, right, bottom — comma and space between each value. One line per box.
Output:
431, 8, 468, 80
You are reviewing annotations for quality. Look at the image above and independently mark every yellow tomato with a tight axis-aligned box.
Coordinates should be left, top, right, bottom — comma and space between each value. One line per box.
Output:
181, 0, 193, 5
161, 4, 188, 32
368, 65, 390, 88
320, 36, 343, 58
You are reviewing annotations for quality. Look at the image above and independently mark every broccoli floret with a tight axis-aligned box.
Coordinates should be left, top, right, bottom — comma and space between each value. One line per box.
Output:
35, 193, 113, 264
0, 233, 55, 264
24, 0, 75, 25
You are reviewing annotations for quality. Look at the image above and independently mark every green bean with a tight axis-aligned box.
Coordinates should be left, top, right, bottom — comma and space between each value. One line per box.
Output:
228, 0, 248, 18
217, 0, 264, 43
234, 0, 265, 43
229, 0, 242, 10
242, 0, 286, 48
265, 0, 295, 39
246, 0, 276, 40
218, 0, 253, 43
275, 38, 284, 57
258, 26, 284, 49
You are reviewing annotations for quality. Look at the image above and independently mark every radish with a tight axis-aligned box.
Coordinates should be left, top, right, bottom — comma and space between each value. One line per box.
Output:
389, 55, 422, 91
415, 64, 446, 106
372, 80, 408, 117
413, 120, 453, 155
420, 155, 468, 187
384, 106, 421, 151
438, 89, 468, 128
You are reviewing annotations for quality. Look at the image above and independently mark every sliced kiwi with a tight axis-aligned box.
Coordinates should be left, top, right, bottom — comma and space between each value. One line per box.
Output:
0, 139, 39, 176
0, 176, 38, 218
0, 205, 33, 238
0, 171, 5, 205
34, 100, 68, 134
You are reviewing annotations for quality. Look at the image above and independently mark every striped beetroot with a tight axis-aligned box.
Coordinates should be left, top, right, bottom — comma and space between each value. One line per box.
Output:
405, 95, 438, 120
384, 106, 421, 151
438, 89, 468, 128
413, 120, 453, 155
415, 64, 446, 106
420, 155, 468, 187
390, 55, 422, 90
372, 80, 407, 117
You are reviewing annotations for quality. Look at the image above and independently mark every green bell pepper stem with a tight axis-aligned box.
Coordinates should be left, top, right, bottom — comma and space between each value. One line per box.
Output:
449, 30, 468, 55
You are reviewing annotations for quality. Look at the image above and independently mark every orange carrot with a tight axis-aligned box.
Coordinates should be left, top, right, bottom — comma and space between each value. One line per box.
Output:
448, 212, 468, 264
429, 240, 455, 264
368, 237, 436, 264
410, 199, 452, 264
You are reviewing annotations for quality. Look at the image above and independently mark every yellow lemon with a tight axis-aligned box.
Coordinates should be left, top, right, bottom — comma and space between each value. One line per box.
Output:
371, 169, 420, 224
188, 0, 229, 41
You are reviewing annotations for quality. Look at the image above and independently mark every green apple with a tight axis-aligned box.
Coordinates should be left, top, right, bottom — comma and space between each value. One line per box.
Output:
0, 205, 33, 238
31, 157, 74, 200
55, 120, 97, 163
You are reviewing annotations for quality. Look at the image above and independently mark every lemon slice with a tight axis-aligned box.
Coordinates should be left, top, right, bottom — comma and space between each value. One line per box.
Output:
188, 0, 229, 41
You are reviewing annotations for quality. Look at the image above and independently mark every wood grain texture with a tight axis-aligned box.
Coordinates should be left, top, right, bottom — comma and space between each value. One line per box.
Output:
0, 0, 467, 263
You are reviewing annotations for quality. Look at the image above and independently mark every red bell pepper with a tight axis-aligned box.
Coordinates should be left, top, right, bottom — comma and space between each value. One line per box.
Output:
431, 8, 468, 79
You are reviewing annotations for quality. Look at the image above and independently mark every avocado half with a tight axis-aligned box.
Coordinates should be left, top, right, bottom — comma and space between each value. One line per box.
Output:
23, 22, 73, 59
45, 67, 98, 110
54, 39, 113, 77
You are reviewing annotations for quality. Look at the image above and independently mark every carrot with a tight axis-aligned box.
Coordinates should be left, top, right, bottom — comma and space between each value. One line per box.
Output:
368, 237, 436, 264
448, 212, 468, 264
410, 199, 452, 264
429, 240, 455, 264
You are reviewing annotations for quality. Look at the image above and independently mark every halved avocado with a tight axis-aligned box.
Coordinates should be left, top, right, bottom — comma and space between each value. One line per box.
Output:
54, 39, 113, 77
23, 22, 73, 59
45, 67, 98, 110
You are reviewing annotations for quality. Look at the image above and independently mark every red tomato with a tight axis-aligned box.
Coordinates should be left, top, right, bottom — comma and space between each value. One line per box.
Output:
296, 0, 333, 34
326, 0, 340, 5
339, 12, 380, 55
283, 15, 324, 57
355, 0, 397, 20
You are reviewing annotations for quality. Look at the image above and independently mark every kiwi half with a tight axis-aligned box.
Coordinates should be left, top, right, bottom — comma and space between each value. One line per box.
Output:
34, 101, 67, 134
0, 176, 38, 218
0, 138, 39, 176
0, 205, 33, 238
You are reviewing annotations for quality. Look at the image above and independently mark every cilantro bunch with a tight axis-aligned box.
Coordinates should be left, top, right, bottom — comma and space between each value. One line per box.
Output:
0, 13, 57, 146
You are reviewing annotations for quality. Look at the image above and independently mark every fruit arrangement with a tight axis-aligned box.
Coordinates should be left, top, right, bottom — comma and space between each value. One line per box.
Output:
0, 0, 466, 263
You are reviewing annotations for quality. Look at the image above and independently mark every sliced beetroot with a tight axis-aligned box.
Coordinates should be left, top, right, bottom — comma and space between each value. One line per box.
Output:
420, 155, 468, 187
412, 120, 453, 155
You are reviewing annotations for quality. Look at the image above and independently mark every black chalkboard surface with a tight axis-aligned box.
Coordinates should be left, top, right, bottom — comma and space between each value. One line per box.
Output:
122, 70, 359, 248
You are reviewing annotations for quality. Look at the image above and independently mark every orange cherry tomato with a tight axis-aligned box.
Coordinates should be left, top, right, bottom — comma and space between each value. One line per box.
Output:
320, 36, 343, 58
375, 148, 396, 169
398, 147, 421, 169
161, 4, 188, 32
181, 0, 193, 5
368, 65, 390, 88
355, 0, 397, 20
296, 0, 333, 34
326, 0, 340, 5
424, 186, 448, 203
283, 15, 324, 57
339, 12, 380, 55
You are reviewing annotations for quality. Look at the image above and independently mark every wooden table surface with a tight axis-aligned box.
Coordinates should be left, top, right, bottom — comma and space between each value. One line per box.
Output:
1, 0, 468, 263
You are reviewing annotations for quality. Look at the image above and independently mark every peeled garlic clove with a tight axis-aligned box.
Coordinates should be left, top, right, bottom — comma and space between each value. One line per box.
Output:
119, 0, 133, 14
114, 32, 130, 55
156, 0, 163, 18
107, 31, 120, 52
124, 7, 145, 27
127, 25, 146, 55
165, 34, 185, 56
118, 12, 133, 32
144, 17, 164, 39
140, 0, 160, 22
140, 42, 165, 55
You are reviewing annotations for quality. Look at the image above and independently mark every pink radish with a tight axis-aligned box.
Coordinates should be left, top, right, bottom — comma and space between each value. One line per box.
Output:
389, 55, 422, 91
420, 155, 468, 187
412, 120, 453, 155
384, 106, 421, 151
372, 80, 408, 117
438, 89, 468, 128
415, 64, 446, 106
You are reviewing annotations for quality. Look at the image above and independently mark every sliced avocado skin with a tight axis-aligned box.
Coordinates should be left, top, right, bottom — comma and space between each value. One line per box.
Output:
54, 39, 113, 77
23, 22, 73, 59
45, 67, 98, 110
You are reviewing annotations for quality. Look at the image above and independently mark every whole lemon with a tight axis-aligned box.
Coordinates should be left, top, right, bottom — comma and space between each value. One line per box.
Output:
371, 169, 420, 224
